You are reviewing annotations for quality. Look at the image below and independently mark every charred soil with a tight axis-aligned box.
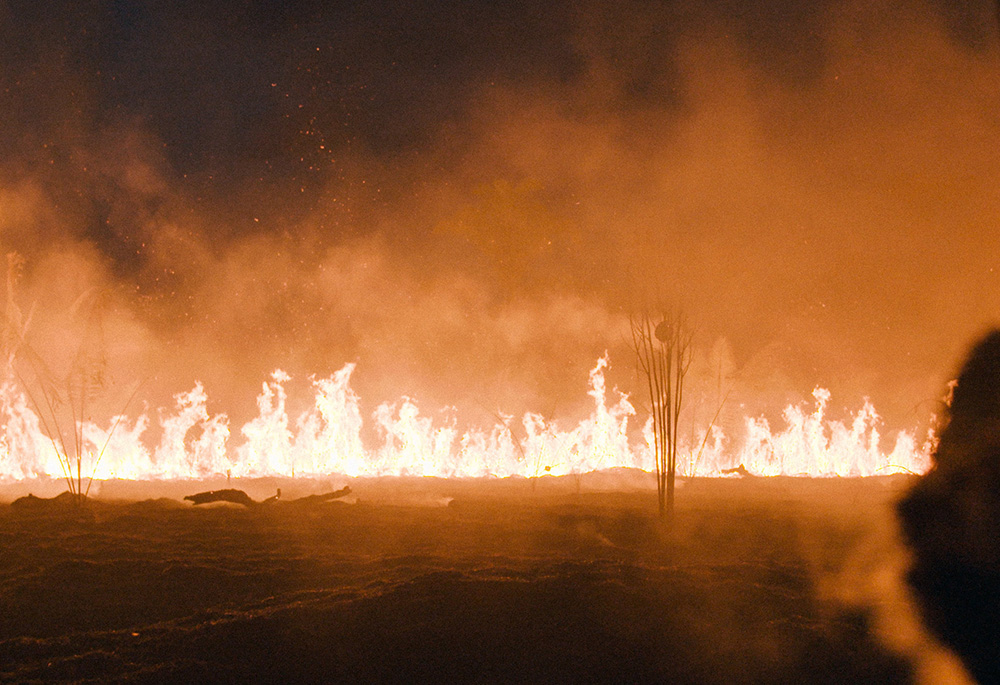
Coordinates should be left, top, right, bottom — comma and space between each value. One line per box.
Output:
0, 476, 914, 683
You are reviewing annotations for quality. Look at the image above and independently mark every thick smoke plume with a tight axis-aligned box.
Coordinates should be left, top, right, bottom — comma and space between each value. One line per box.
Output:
0, 0, 996, 441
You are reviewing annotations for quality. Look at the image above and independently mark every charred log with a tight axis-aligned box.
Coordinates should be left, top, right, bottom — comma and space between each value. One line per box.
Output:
184, 486, 351, 508
184, 488, 259, 507
285, 486, 352, 505
898, 330, 1000, 685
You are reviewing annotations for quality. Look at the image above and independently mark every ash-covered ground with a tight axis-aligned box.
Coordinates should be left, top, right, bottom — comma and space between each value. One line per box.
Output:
0, 474, 934, 683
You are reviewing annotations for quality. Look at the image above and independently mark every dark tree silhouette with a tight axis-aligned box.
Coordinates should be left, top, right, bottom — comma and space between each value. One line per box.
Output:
630, 310, 692, 523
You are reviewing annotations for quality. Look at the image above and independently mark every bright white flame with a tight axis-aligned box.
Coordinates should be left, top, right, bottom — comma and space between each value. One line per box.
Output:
0, 357, 932, 482
733, 388, 932, 477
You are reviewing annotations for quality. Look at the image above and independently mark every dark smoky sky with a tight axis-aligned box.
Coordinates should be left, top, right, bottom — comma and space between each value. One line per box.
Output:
0, 0, 998, 435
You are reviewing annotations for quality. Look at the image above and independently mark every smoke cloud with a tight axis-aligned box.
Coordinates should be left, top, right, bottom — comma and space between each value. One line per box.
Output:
0, 0, 996, 439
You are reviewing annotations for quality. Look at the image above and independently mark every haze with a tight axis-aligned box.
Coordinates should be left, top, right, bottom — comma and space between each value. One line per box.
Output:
1, 0, 996, 438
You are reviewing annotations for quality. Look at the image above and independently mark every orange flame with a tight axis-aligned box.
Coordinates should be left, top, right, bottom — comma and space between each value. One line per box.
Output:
0, 358, 932, 481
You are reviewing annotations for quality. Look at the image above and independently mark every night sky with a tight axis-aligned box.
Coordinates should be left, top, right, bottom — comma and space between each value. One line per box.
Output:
1, 0, 998, 435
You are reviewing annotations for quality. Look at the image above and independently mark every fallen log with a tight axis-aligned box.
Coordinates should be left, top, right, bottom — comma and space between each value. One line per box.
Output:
183, 488, 257, 507
285, 486, 352, 505
183, 486, 351, 507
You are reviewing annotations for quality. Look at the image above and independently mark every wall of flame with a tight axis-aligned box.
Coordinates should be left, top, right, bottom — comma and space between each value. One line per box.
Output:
0, 357, 933, 482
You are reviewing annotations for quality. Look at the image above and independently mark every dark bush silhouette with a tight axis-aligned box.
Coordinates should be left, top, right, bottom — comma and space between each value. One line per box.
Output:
898, 330, 1000, 684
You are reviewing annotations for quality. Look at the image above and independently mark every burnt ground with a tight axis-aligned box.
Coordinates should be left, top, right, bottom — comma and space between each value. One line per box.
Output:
0, 474, 917, 684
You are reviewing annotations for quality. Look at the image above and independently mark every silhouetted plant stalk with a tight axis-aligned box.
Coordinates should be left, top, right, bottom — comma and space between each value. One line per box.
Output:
3, 253, 138, 506
630, 310, 692, 523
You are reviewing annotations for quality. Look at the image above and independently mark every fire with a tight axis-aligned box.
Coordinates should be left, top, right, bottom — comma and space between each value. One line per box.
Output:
0, 358, 932, 482
735, 388, 932, 477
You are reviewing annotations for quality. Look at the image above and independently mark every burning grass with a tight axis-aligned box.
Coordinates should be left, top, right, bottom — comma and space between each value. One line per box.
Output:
0, 357, 933, 483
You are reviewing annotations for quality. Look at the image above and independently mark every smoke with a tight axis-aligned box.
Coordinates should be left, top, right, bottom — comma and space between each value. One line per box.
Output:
0, 0, 996, 439
826, 505, 974, 685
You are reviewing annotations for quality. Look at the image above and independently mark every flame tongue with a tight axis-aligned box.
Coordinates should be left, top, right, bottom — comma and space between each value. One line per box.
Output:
0, 359, 932, 482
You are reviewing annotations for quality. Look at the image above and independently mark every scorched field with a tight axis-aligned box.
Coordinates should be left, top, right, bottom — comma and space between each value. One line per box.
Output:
0, 474, 925, 684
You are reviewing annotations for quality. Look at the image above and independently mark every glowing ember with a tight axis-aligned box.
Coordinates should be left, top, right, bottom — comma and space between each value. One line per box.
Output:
0, 358, 931, 482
